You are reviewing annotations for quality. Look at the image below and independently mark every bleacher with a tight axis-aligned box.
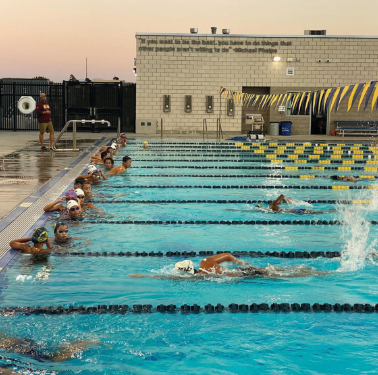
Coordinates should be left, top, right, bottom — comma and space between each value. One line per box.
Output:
334, 120, 378, 137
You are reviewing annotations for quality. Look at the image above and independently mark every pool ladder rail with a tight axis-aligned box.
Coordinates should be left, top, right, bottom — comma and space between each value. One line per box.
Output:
52, 119, 119, 151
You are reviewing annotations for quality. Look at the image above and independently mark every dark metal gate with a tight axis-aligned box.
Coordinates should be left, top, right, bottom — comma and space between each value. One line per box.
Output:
0, 80, 136, 132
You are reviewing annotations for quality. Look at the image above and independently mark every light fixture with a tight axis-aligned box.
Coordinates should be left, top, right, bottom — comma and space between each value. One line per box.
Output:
273, 56, 281, 62
133, 68, 137, 76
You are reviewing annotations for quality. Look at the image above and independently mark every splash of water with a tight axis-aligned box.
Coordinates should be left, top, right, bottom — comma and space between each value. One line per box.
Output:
338, 190, 378, 272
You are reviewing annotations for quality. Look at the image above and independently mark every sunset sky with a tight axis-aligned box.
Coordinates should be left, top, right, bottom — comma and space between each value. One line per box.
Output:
1, 0, 377, 83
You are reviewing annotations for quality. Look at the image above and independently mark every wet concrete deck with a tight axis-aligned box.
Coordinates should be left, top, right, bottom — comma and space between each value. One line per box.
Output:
0, 130, 376, 220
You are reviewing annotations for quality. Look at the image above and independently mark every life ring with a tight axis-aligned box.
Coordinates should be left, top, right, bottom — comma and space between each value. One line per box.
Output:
17, 96, 36, 115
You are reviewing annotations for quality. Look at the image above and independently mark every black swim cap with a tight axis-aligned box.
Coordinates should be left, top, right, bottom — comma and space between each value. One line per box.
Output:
53, 221, 67, 233
330, 175, 339, 180
31, 227, 48, 243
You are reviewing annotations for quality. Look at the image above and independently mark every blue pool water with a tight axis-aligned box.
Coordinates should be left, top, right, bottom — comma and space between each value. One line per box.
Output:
2, 140, 378, 374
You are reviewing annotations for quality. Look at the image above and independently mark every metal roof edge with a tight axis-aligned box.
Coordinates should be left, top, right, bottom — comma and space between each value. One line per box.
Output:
135, 32, 378, 39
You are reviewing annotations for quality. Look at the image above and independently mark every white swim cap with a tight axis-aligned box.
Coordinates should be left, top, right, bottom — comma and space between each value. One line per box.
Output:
175, 260, 194, 274
67, 200, 79, 210
74, 188, 85, 197
111, 144, 117, 150
87, 165, 97, 173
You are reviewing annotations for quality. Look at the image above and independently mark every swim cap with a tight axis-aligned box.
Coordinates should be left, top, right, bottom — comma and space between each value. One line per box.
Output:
87, 165, 97, 174
74, 188, 85, 197
143, 141, 148, 144
53, 220, 67, 233
92, 171, 100, 178
31, 227, 48, 243
67, 200, 79, 210
111, 144, 117, 150
65, 190, 77, 199
256, 204, 263, 209
175, 260, 194, 274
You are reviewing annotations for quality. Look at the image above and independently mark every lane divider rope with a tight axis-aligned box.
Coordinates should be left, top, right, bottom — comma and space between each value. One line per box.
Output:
99, 185, 376, 189
2, 303, 376, 314
96, 199, 370, 204
114, 174, 377, 179
84, 219, 378, 225
132, 166, 378, 170
53, 250, 341, 258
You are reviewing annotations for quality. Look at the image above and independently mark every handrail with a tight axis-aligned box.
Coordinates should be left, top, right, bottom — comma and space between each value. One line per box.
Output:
203, 119, 208, 141
216, 118, 223, 141
52, 120, 111, 151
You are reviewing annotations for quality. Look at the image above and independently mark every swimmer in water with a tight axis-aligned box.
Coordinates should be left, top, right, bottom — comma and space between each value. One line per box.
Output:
263, 194, 337, 214
103, 157, 115, 171
9, 227, 52, 255
0, 332, 101, 363
143, 141, 148, 149
129, 253, 328, 279
107, 156, 132, 175
330, 175, 358, 182
63, 200, 84, 221
43, 189, 80, 213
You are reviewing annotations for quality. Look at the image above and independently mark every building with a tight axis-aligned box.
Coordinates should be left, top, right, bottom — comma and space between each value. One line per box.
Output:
135, 29, 378, 135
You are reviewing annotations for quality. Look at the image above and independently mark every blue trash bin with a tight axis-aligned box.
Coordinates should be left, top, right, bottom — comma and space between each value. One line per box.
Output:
280, 121, 292, 136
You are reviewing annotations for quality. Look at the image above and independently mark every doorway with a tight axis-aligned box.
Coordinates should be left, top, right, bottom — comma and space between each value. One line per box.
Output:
310, 111, 328, 135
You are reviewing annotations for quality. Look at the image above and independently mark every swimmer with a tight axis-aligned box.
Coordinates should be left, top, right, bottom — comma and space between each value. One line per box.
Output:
43, 190, 79, 213
63, 200, 84, 221
103, 157, 115, 171
265, 194, 337, 214
73, 177, 85, 190
143, 141, 148, 149
82, 181, 92, 199
107, 156, 132, 175
129, 253, 329, 279
9, 227, 52, 255
75, 188, 95, 209
330, 175, 358, 182
0, 332, 101, 363
78, 169, 107, 183
50, 221, 92, 248
119, 133, 127, 147
91, 147, 114, 164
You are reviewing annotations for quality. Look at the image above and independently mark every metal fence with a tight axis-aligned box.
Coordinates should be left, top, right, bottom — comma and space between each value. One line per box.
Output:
0, 80, 136, 132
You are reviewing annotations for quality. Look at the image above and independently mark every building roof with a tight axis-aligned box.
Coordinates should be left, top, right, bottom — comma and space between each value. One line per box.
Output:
136, 32, 378, 39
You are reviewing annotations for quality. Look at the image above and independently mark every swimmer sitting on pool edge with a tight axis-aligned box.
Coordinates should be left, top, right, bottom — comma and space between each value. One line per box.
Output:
129, 253, 328, 279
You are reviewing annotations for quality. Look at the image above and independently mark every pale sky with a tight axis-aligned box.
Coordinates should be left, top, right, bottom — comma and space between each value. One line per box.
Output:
1, 0, 377, 83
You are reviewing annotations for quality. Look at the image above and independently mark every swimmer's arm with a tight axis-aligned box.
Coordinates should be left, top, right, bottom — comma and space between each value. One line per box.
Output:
99, 170, 108, 180
43, 197, 65, 212
206, 253, 245, 266
9, 238, 32, 252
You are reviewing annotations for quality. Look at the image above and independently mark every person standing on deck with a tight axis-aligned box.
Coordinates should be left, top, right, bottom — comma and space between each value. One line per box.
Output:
36, 93, 56, 151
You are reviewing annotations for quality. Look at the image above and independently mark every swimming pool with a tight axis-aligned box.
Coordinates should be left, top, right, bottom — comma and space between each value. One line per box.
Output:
1, 139, 378, 374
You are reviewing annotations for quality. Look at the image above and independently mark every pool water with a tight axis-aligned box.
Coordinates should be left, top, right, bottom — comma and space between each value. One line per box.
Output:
1, 140, 378, 374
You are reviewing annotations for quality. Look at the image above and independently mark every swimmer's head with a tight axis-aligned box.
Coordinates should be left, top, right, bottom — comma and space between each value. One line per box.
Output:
122, 156, 132, 168
31, 227, 48, 244
91, 171, 101, 180
111, 143, 117, 150
143, 141, 148, 149
65, 190, 77, 201
74, 188, 85, 201
256, 204, 263, 209
175, 260, 195, 274
53, 221, 69, 241
67, 200, 80, 216
74, 177, 85, 189
330, 175, 339, 180
87, 165, 97, 174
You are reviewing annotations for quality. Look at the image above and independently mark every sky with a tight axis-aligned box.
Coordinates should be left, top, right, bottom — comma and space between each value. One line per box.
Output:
1, 0, 378, 83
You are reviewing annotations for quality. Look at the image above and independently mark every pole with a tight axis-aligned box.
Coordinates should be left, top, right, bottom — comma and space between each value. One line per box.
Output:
86, 58, 88, 80
161, 118, 163, 138
73, 120, 77, 150
13, 83, 17, 131
117, 117, 121, 139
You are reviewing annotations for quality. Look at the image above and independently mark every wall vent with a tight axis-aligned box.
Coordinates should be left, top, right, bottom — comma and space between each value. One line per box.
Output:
286, 67, 295, 76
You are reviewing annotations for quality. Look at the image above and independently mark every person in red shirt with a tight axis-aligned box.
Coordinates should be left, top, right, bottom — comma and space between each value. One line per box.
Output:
36, 93, 56, 150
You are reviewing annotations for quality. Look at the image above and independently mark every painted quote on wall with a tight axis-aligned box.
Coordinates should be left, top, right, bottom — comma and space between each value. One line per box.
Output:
138, 38, 292, 54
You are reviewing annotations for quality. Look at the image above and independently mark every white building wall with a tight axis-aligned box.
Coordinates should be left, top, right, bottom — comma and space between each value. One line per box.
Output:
135, 33, 378, 135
